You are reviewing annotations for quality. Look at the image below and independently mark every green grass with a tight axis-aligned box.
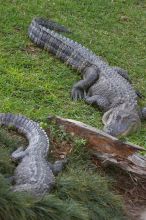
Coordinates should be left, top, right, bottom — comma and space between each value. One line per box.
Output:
0, 0, 146, 147
0, 0, 146, 219
0, 127, 127, 220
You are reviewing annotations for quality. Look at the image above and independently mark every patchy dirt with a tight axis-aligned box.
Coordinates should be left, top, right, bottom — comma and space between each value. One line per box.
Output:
92, 157, 146, 220
1, 125, 145, 220
47, 128, 74, 160
47, 127, 146, 220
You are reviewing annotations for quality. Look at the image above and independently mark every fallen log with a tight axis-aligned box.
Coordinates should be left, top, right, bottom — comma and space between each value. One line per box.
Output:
48, 116, 146, 178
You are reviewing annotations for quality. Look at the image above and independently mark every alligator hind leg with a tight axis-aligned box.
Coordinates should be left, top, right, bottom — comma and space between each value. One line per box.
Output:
11, 147, 26, 161
113, 66, 143, 98
85, 95, 110, 111
112, 67, 131, 82
71, 66, 100, 100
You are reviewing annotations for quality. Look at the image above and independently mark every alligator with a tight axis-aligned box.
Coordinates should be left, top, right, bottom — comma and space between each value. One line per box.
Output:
28, 18, 146, 137
0, 113, 66, 196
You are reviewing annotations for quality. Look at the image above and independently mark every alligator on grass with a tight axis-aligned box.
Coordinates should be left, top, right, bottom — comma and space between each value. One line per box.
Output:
28, 18, 146, 137
0, 113, 66, 196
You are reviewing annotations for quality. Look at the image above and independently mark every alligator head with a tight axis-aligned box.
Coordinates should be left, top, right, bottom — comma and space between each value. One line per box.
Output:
102, 104, 141, 137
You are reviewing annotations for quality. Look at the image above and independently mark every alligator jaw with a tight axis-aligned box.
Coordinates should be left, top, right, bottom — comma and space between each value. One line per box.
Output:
102, 105, 141, 137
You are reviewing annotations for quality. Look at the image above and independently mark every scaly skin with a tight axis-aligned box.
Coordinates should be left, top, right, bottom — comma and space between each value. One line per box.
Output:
0, 113, 66, 196
28, 18, 146, 137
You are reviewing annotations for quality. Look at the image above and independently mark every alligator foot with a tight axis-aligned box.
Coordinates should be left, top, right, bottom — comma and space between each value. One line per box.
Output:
71, 87, 86, 100
85, 95, 109, 110
71, 66, 100, 101
49, 158, 68, 175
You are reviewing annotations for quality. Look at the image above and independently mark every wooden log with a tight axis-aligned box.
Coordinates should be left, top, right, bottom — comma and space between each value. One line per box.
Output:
48, 116, 145, 157
48, 116, 146, 178
93, 152, 146, 177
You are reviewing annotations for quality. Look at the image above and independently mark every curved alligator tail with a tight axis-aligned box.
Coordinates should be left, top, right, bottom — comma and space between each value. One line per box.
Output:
0, 113, 49, 153
32, 17, 71, 33
28, 18, 106, 72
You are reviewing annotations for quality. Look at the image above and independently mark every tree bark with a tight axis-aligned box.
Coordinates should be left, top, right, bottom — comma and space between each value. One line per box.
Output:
48, 116, 146, 178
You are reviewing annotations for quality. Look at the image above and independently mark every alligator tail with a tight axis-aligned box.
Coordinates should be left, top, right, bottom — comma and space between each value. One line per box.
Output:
33, 17, 71, 33
28, 18, 104, 72
0, 113, 49, 151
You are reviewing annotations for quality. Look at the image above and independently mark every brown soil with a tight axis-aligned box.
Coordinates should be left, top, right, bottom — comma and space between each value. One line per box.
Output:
1, 126, 145, 220
47, 128, 146, 220
92, 157, 146, 220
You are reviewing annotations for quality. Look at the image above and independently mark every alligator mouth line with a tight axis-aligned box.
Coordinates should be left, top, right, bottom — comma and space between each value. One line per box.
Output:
115, 124, 137, 138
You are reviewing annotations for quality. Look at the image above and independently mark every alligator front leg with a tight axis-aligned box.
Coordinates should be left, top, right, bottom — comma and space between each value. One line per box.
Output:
85, 95, 110, 111
48, 158, 68, 175
71, 66, 100, 100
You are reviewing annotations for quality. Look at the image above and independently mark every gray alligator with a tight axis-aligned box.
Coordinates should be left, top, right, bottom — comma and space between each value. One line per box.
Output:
0, 113, 66, 196
28, 18, 146, 137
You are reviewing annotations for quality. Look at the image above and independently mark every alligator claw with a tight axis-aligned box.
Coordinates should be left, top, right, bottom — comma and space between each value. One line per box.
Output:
52, 158, 68, 175
71, 88, 85, 100
84, 96, 94, 105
